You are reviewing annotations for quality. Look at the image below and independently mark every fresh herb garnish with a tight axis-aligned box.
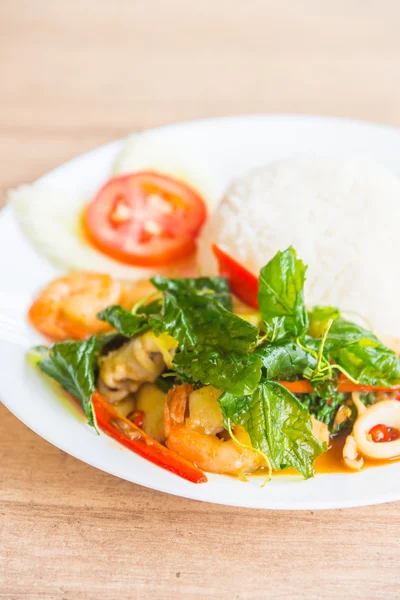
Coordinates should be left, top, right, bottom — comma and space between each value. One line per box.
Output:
173, 349, 262, 396
97, 305, 150, 338
323, 318, 400, 388
151, 275, 232, 311
150, 275, 262, 395
220, 380, 326, 478
258, 247, 308, 340
39, 336, 99, 426
308, 305, 340, 338
254, 340, 316, 380
30, 245, 400, 482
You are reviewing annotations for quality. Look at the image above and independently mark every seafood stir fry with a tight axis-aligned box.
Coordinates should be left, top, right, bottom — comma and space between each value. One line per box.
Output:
30, 247, 400, 483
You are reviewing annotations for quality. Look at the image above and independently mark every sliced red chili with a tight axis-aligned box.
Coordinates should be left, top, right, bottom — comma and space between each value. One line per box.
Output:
92, 391, 207, 484
369, 424, 400, 443
129, 409, 145, 428
212, 244, 258, 308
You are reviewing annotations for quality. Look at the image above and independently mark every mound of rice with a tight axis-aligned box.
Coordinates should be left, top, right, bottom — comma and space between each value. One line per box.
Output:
198, 155, 400, 336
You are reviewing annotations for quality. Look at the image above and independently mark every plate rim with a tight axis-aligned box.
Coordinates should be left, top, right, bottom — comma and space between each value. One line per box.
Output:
33, 111, 400, 184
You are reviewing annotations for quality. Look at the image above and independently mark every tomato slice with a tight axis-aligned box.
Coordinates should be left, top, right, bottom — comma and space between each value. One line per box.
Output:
83, 172, 207, 267
212, 244, 259, 308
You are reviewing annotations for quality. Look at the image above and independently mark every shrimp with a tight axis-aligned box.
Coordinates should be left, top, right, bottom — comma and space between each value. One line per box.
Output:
29, 272, 156, 341
164, 384, 265, 477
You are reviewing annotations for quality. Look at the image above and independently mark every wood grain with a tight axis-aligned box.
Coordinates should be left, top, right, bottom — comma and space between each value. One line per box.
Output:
1, 1, 400, 598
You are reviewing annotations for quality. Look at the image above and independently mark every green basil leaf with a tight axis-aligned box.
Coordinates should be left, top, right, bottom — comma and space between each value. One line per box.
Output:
219, 380, 326, 478
310, 377, 339, 399
150, 275, 260, 393
260, 317, 287, 343
325, 318, 400, 387
308, 305, 340, 338
39, 336, 100, 426
323, 318, 371, 351
97, 305, 150, 338
151, 278, 258, 352
151, 275, 232, 310
174, 349, 262, 396
254, 340, 316, 380
258, 247, 308, 340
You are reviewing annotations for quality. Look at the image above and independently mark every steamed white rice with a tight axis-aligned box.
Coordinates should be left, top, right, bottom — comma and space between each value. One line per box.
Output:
198, 155, 400, 336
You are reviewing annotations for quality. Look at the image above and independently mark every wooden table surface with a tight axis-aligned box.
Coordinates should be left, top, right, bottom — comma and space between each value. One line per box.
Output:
1, 1, 400, 598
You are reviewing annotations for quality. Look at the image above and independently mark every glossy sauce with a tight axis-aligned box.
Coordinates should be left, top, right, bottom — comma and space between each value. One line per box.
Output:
273, 433, 400, 476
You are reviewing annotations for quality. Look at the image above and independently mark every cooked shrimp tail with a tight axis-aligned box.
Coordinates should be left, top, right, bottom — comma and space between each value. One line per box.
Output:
164, 384, 265, 478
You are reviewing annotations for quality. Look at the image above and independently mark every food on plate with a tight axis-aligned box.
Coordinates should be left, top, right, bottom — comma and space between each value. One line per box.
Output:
92, 390, 207, 484
198, 156, 400, 336
30, 247, 400, 484
212, 243, 258, 308
164, 384, 265, 477
83, 171, 207, 267
343, 393, 400, 468
97, 331, 173, 402
114, 131, 219, 210
28, 272, 156, 341
9, 130, 215, 279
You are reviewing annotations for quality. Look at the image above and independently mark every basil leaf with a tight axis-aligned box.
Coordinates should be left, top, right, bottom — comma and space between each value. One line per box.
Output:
254, 340, 316, 380
220, 380, 326, 478
310, 377, 338, 399
308, 305, 340, 338
174, 349, 262, 396
151, 275, 261, 393
97, 305, 150, 338
325, 318, 400, 387
323, 318, 371, 351
151, 278, 258, 352
154, 374, 177, 393
260, 317, 287, 343
39, 336, 99, 426
258, 247, 308, 340
151, 275, 232, 310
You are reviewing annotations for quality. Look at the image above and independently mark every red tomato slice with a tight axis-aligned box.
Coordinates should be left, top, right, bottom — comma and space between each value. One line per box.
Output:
212, 244, 259, 308
83, 172, 207, 267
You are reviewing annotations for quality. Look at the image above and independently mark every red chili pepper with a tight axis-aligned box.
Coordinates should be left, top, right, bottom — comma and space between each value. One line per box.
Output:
369, 424, 400, 443
92, 391, 207, 484
212, 244, 258, 308
129, 409, 145, 428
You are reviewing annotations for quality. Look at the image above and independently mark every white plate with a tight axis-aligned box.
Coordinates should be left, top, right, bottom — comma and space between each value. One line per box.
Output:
2, 114, 400, 510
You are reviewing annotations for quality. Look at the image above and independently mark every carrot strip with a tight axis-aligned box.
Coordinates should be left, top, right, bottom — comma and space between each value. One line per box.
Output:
278, 379, 400, 394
